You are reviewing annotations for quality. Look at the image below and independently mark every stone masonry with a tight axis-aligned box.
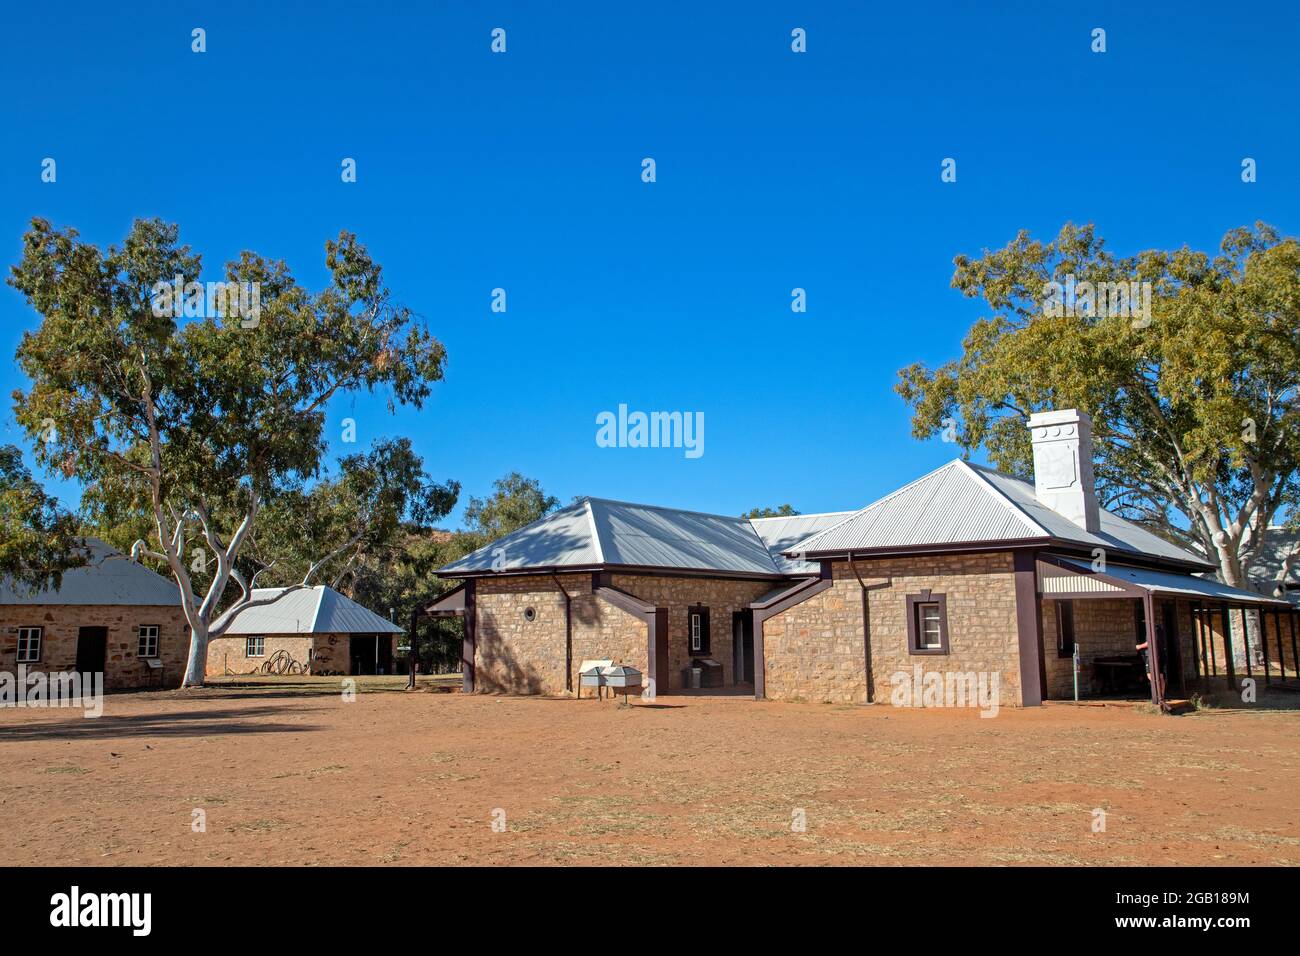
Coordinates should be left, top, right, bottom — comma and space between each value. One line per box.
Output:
0, 603, 189, 689
610, 574, 776, 690
762, 552, 1024, 707
472, 572, 776, 694
205, 631, 398, 678
474, 573, 646, 695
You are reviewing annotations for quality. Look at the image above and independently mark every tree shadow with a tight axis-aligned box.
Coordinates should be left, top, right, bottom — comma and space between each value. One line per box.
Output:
0, 706, 327, 742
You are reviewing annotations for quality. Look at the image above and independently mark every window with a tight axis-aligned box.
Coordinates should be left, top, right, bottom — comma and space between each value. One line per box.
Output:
687, 606, 711, 654
137, 625, 160, 658
1056, 601, 1076, 658
17, 627, 42, 663
906, 592, 949, 655
246, 636, 265, 658
918, 604, 943, 647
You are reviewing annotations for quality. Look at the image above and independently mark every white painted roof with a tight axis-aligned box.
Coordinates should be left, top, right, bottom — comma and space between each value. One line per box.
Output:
0, 538, 181, 606
213, 586, 403, 634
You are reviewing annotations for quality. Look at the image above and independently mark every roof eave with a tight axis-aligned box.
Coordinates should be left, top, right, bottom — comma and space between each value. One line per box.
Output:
435, 562, 791, 582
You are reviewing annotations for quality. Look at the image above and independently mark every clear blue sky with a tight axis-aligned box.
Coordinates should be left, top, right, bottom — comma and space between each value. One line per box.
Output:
1, 2, 1296, 526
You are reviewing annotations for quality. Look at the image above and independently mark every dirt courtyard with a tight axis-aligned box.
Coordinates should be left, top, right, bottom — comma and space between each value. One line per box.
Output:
2, 677, 1298, 866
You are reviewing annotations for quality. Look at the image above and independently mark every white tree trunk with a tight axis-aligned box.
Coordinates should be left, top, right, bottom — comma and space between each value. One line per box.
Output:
182, 622, 210, 687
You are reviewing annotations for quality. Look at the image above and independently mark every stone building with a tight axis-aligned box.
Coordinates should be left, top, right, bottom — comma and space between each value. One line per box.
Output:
0, 538, 189, 689
435, 410, 1293, 709
205, 585, 403, 678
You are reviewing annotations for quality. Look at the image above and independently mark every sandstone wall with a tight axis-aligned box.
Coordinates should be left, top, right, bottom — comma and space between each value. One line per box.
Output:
762, 553, 1023, 706
610, 574, 776, 689
474, 574, 646, 695
0, 604, 189, 689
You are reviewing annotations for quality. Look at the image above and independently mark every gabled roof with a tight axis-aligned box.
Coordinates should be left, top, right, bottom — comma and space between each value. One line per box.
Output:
0, 538, 182, 606
213, 586, 403, 635
436, 498, 851, 578
749, 511, 856, 575
787, 460, 1211, 571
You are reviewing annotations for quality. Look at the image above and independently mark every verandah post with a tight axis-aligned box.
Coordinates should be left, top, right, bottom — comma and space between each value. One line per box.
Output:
1220, 604, 1236, 690
1240, 607, 1253, 679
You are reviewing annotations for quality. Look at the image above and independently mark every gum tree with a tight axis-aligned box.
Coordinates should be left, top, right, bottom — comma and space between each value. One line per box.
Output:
9, 218, 447, 685
897, 222, 1300, 592
0, 444, 82, 592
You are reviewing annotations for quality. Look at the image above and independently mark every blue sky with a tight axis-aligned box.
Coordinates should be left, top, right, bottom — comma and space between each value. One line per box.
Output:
1, 1, 1296, 526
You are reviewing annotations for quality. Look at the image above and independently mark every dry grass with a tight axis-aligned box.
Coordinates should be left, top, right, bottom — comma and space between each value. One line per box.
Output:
1, 679, 1298, 866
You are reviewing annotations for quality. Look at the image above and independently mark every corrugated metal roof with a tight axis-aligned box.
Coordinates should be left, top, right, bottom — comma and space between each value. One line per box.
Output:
214, 586, 402, 634
1056, 559, 1291, 606
787, 461, 1043, 555
973, 465, 1205, 567
591, 499, 780, 574
749, 512, 856, 574
789, 460, 1210, 569
438, 498, 810, 577
437, 499, 602, 574
0, 538, 182, 606
437, 497, 861, 578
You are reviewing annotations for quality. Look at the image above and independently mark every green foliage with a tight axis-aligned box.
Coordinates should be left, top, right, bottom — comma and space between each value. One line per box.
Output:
7, 217, 450, 683
0, 445, 82, 592
400, 472, 560, 673
741, 504, 800, 518
458, 472, 559, 553
896, 222, 1300, 586
250, 437, 458, 588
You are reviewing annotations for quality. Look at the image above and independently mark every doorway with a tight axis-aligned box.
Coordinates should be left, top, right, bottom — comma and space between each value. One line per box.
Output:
349, 635, 393, 675
76, 626, 107, 674
732, 610, 754, 685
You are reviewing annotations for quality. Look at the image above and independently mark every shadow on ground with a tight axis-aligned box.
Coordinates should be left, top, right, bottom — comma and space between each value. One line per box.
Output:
0, 705, 327, 742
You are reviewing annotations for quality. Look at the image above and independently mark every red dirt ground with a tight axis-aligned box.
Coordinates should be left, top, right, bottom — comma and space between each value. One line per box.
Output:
2, 677, 1298, 866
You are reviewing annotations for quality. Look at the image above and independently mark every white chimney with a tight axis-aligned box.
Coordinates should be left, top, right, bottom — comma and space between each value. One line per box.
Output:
1027, 409, 1100, 533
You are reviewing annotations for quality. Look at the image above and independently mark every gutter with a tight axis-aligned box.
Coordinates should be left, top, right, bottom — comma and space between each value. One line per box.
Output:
550, 573, 574, 694
848, 556, 891, 704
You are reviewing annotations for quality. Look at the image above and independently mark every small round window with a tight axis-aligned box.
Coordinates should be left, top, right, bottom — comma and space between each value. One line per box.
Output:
523, 606, 537, 622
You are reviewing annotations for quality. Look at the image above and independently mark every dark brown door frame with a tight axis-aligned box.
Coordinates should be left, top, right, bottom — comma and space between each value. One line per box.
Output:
592, 573, 668, 694
461, 579, 477, 693
750, 564, 834, 700
1013, 550, 1046, 707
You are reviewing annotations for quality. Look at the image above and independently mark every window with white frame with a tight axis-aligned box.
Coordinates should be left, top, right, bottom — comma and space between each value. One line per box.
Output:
246, 635, 265, 657
907, 592, 950, 655
17, 626, 42, 663
137, 624, 159, 658
686, 606, 710, 654
918, 603, 943, 648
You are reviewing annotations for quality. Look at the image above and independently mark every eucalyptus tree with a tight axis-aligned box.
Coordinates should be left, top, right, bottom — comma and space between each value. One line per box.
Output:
897, 222, 1300, 592
10, 218, 447, 685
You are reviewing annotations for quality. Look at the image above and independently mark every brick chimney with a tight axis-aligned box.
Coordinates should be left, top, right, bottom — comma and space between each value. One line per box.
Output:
1027, 409, 1100, 533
